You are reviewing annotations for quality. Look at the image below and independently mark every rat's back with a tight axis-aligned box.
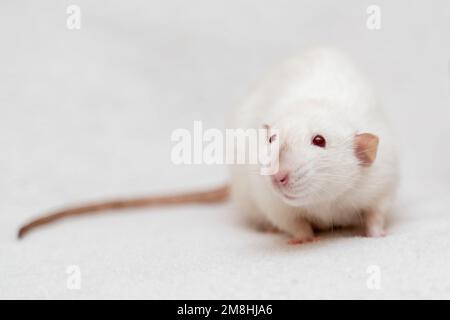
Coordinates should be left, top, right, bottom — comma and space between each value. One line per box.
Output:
236, 47, 379, 129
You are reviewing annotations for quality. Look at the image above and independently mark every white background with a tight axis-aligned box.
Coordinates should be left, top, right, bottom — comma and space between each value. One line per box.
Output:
1, 0, 450, 298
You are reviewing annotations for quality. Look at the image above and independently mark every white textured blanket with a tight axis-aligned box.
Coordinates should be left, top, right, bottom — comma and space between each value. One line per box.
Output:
1, 0, 449, 299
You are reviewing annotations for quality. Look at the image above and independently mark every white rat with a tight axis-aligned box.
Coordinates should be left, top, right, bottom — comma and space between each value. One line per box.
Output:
229, 47, 398, 243
18, 47, 397, 243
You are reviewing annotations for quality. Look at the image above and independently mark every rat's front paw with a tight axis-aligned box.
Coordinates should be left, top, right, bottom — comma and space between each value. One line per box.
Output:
365, 227, 387, 238
364, 209, 387, 238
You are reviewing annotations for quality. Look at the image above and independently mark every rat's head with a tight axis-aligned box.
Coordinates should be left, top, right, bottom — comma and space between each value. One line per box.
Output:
263, 105, 379, 207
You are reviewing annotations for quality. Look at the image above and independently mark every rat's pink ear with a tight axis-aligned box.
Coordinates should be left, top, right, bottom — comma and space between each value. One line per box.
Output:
354, 133, 379, 167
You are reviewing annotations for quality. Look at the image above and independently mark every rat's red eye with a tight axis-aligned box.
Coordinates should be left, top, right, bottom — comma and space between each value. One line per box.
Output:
269, 134, 277, 144
312, 135, 326, 148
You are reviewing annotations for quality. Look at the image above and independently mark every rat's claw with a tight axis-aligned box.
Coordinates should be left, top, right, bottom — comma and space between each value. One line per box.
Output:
288, 236, 320, 245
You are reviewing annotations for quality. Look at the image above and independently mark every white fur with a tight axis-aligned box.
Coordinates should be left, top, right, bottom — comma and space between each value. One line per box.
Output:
229, 47, 398, 241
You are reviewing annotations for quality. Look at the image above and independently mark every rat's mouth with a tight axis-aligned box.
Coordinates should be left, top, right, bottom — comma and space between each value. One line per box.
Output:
270, 176, 306, 202
281, 192, 297, 200
270, 180, 300, 200
276, 184, 312, 203
278, 189, 300, 201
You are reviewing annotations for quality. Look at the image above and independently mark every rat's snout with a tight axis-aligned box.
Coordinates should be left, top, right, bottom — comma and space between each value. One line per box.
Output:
271, 170, 289, 186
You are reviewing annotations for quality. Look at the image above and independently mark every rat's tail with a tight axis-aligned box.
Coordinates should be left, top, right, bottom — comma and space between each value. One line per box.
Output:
18, 185, 229, 239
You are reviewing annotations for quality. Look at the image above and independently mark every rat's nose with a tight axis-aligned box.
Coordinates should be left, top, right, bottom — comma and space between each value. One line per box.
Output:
272, 170, 289, 185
